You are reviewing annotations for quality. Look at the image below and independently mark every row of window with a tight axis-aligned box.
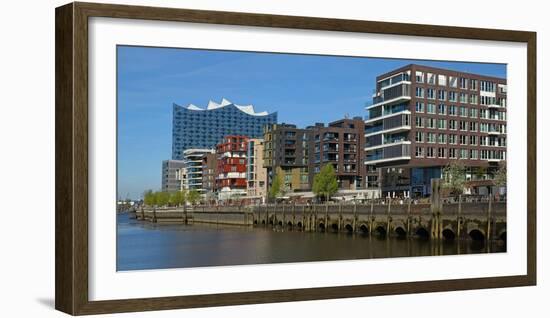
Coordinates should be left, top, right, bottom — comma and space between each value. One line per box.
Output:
415, 117, 507, 133
414, 102, 506, 119
414, 88, 507, 107
415, 147, 506, 160
414, 132, 506, 147
414, 71, 502, 93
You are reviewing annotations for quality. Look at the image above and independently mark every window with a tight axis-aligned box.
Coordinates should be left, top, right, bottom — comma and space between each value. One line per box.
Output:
427, 73, 436, 85
427, 103, 436, 114
460, 149, 468, 159
479, 109, 488, 119
415, 131, 424, 142
469, 122, 477, 132
438, 74, 447, 86
426, 147, 435, 158
449, 134, 457, 144
449, 91, 457, 102
438, 148, 446, 158
469, 94, 478, 104
480, 136, 488, 146
459, 92, 468, 103
437, 90, 446, 100
449, 119, 457, 130
469, 135, 477, 146
448, 105, 457, 116
415, 116, 424, 128
481, 96, 496, 105
480, 80, 495, 92
449, 76, 457, 88
426, 118, 436, 129
470, 79, 478, 90
427, 88, 435, 99
437, 118, 446, 130
438, 103, 446, 115
469, 108, 478, 118
415, 146, 424, 158
480, 123, 489, 132
480, 149, 488, 160
459, 106, 468, 117
470, 149, 478, 160
460, 77, 468, 89
438, 133, 447, 144
459, 135, 468, 145
427, 132, 436, 143
415, 71, 424, 83
415, 101, 424, 112
459, 121, 467, 131
415, 87, 424, 98
449, 148, 457, 159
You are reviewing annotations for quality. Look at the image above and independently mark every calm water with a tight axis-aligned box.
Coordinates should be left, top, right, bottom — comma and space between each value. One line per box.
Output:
117, 213, 506, 271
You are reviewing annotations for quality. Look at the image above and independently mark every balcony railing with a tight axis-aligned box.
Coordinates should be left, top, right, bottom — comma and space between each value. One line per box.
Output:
365, 124, 383, 134
366, 114, 411, 138
370, 84, 411, 108
365, 144, 411, 164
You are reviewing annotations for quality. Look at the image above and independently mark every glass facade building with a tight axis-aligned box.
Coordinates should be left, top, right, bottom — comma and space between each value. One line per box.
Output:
172, 98, 277, 160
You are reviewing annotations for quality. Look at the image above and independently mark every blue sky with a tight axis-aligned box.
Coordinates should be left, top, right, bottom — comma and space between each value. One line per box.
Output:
117, 45, 506, 199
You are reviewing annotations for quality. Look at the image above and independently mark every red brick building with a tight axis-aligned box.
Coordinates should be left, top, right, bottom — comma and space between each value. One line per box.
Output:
216, 135, 249, 199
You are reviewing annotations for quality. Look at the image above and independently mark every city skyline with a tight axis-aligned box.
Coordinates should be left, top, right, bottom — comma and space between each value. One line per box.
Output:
117, 45, 506, 199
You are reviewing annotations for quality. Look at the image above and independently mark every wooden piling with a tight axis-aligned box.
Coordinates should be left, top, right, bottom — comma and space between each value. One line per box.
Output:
407, 198, 411, 237
430, 179, 442, 240
457, 194, 462, 239
487, 195, 493, 241
353, 203, 357, 232
386, 197, 391, 236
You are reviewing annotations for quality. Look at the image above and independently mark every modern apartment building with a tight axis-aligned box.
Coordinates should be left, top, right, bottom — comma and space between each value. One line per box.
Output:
216, 135, 249, 200
161, 160, 186, 192
171, 98, 277, 160
246, 139, 267, 200
201, 152, 217, 196
308, 117, 366, 190
263, 124, 311, 193
181, 149, 215, 193
365, 64, 507, 197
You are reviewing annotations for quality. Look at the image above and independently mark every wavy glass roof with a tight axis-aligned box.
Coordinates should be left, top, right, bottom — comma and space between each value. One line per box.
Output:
182, 98, 270, 116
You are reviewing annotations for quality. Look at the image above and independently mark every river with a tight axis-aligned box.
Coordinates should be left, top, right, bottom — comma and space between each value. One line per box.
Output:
116, 213, 506, 271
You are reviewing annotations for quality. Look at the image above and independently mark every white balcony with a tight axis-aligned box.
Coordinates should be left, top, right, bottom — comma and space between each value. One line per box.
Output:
367, 95, 411, 110
217, 172, 246, 179
365, 125, 411, 138
365, 110, 410, 124
365, 140, 411, 152
365, 155, 412, 165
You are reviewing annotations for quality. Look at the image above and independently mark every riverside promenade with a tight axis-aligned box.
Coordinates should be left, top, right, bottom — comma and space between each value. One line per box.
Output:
131, 194, 506, 242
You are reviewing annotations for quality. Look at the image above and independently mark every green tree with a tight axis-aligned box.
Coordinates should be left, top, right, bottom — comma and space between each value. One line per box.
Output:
442, 160, 467, 195
474, 166, 487, 180
312, 164, 339, 202
170, 190, 186, 206
268, 171, 284, 201
156, 191, 171, 207
494, 161, 507, 188
143, 189, 156, 206
187, 189, 201, 205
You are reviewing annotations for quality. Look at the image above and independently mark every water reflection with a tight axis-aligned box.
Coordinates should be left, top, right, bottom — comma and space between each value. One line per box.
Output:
117, 213, 506, 271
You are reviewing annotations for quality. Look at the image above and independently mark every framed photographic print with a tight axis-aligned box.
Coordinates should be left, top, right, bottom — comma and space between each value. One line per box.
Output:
55, 2, 536, 315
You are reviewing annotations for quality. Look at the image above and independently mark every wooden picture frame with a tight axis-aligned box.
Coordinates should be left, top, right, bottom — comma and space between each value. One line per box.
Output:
55, 2, 536, 315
